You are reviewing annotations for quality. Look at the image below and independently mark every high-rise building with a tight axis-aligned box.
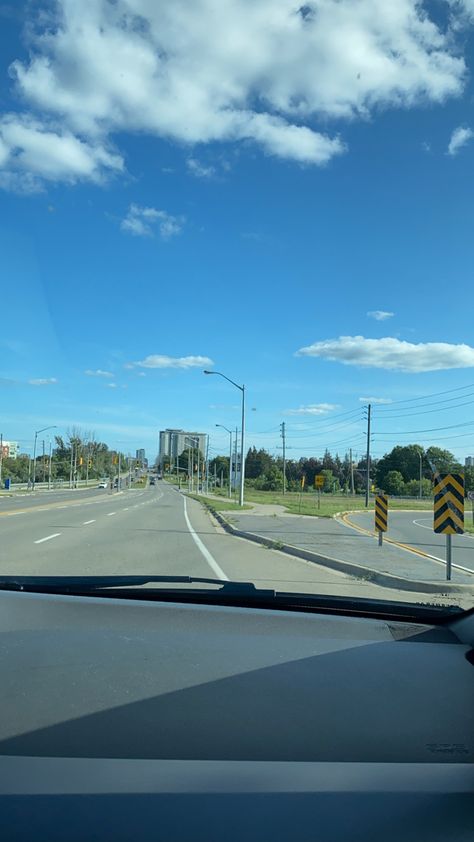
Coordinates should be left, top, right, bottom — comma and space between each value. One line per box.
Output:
159, 429, 207, 465
136, 448, 146, 464
0, 441, 19, 460
465, 456, 474, 468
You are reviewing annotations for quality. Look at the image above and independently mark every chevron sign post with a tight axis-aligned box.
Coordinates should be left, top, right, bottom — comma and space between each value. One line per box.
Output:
433, 473, 464, 580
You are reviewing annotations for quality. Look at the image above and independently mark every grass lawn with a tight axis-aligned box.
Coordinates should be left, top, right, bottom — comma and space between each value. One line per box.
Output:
187, 493, 252, 512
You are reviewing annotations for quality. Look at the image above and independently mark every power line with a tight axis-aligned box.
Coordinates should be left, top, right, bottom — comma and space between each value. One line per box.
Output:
374, 391, 474, 416
373, 381, 474, 409
373, 419, 474, 435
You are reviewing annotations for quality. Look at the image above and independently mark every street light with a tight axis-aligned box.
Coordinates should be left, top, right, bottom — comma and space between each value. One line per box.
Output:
32, 426, 57, 489
419, 451, 423, 499
204, 370, 245, 506
216, 424, 233, 499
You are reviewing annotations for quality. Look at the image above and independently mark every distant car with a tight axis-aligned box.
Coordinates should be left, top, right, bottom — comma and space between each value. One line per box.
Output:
149, 478, 156, 485
98, 481, 108, 489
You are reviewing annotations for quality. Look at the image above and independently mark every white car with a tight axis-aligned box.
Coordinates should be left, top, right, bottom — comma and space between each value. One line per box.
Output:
98, 481, 108, 489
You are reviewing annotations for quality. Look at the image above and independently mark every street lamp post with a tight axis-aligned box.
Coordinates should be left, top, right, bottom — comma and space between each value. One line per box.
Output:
32, 426, 57, 490
204, 370, 245, 506
419, 452, 423, 499
216, 424, 233, 499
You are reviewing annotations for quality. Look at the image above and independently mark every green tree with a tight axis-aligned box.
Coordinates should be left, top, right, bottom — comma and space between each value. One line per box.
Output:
375, 444, 423, 486
425, 447, 461, 475
405, 478, 432, 497
382, 470, 406, 496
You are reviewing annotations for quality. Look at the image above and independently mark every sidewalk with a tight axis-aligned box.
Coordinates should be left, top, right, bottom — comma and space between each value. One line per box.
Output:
195, 493, 474, 594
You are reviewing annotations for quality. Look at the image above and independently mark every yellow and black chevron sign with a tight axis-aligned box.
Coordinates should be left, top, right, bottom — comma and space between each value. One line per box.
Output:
433, 473, 464, 534
375, 494, 388, 532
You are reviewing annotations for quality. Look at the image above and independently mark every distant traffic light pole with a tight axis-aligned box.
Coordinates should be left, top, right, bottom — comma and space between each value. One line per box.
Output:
216, 424, 233, 499
205, 370, 245, 506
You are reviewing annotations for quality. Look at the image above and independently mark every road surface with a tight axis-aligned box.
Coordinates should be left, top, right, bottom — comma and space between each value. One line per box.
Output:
0, 481, 464, 606
347, 510, 474, 578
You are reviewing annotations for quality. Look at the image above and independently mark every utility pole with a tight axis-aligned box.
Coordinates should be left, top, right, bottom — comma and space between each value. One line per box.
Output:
365, 404, 371, 507
69, 442, 74, 489
419, 452, 423, 499
350, 448, 355, 495
205, 435, 209, 494
0, 432, 3, 487
48, 439, 52, 490
280, 421, 286, 495
118, 451, 121, 492
42, 440, 46, 483
234, 427, 238, 501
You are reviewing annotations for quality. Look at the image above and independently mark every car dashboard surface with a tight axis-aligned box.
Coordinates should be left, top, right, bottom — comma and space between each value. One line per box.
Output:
0, 590, 473, 841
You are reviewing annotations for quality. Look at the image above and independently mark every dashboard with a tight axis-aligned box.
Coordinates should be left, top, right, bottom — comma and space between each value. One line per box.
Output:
0, 589, 473, 841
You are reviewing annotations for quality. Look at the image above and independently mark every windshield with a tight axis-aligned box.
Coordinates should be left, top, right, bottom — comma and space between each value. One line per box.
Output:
1, 0, 474, 615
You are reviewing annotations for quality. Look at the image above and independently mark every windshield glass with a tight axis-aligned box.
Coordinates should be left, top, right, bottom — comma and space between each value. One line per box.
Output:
1, 0, 474, 614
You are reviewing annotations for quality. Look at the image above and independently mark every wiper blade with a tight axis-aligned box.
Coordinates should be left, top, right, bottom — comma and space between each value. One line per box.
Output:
0, 577, 462, 622
0, 574, 274, 597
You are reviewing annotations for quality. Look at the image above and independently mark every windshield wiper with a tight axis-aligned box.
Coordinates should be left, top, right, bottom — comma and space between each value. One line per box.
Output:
0, 575, 274, 597
0, 575, 462, 623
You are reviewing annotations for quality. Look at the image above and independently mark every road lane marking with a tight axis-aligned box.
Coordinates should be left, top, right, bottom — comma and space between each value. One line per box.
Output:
107, 512, 116, 516
34, 533, 61, 544
183, 496, 228, 581
123, 507, 129, 511
83, 520, 95, 525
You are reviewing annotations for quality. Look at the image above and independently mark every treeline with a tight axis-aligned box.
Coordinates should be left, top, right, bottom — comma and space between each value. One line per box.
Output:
208, 443, 472, 495
1, 431, 132, 484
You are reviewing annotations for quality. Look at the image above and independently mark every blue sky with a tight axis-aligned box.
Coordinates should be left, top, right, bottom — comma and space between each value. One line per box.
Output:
2, 0, 474, 463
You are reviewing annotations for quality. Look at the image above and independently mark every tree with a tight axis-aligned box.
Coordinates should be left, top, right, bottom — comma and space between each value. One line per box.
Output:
375, 444, 423, 486
425, 447, 461, 475
382, 470, 405, 496
254, 466, 284, 491
405, 478, 432, 497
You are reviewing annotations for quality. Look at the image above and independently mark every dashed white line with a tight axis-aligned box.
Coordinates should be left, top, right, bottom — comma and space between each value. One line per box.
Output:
83, 519, 95, 525
107, 512, 116, 517
34, 533, 61, 544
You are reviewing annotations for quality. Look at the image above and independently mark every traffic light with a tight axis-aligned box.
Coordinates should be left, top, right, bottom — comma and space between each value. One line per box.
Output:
88, 459, 92, 469
78, 456, 83, 466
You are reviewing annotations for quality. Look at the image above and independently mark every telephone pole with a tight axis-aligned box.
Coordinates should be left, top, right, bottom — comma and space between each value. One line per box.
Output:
349, 447, 355, 495
365, 404, 371, 507
280, 422, 286, 495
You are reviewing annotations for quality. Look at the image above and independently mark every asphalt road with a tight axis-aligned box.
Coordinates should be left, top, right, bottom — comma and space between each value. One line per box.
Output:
348, 510, 474, 577
1, 480, 465, 606
0, 480, 375, 596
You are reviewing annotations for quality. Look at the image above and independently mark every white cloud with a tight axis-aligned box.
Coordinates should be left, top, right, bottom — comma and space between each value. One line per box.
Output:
85, 368, 113, 377
107, 382, 117, 388
131, 354, 214, 369
367, 310, 394, 321
186, 158, 216, 178
285, 403, 340, 416
359, 396, 393, 404
120, 204, 184, 239
4, 0, 468, 180
137, 372, 146, 377
28, 377, 58, 385
297, 335, 474, 373
0, 113, 123, 191
447, 125, 473, 155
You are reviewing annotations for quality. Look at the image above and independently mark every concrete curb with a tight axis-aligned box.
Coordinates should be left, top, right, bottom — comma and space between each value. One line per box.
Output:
191, 496, 474, 596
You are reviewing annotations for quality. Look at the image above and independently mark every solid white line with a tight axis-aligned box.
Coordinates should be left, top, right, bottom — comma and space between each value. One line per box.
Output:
83, 520, 95, 525
107, 512, 116, 517
34, 533, 61, 544
58, 506, 67, 509
123, 507, 129, 511
182, 496, 228, 580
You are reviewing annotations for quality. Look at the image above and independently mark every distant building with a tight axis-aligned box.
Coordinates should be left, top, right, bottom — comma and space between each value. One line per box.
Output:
136, 448, 146, 464
159, 429, 207, 465
1, 441, 19, 460
465, 456, 474, 468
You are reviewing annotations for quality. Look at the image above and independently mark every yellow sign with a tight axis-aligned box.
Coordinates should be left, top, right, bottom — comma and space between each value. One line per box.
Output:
315, 474, 324, 488
434, 474, 464, 534
375, 494, 388, 532
301, 475, 306, 489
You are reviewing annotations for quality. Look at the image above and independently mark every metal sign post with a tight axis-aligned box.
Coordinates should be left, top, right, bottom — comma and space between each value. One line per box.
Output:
375, 494, 388, 545
314, 474, 324, 510
433, 473, 464, 581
